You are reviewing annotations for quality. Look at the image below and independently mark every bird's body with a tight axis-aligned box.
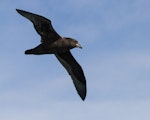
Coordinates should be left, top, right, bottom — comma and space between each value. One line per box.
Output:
26, 37, 81, 54
16, 9, 86, 100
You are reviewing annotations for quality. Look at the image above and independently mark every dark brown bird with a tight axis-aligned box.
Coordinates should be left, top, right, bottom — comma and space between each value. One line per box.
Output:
16, 9, 86, 100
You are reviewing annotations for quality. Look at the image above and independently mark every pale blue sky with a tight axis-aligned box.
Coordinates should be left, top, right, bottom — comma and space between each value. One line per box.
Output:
0, 0, 150, 120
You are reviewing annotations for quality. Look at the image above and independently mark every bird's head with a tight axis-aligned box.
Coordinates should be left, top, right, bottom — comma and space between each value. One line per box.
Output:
64, 37, 82, 49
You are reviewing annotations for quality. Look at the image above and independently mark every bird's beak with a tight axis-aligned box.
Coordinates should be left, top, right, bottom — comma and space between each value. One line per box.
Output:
76, 43, 82, 49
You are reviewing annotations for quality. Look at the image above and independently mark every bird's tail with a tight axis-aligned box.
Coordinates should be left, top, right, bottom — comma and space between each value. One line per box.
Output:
25, 44, 49, 55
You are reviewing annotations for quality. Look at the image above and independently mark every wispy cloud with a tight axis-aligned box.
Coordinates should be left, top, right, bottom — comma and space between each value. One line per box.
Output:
0, 100, 150, 120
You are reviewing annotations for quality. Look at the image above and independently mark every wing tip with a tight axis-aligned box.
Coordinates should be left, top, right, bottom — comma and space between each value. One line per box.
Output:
16, 9, 19, 11
16, 9, 23, 14
77, 82, 87, 101
80, 94, 86, 101
16, 9, 29, 18
80, 91, 86, 101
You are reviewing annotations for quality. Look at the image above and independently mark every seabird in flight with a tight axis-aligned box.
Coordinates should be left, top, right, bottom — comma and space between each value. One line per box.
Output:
16, 9, 87, 100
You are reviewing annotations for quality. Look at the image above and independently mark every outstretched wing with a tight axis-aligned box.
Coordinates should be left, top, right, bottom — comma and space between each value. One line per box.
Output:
55, 51, 86, 100
16, 9, 61, 43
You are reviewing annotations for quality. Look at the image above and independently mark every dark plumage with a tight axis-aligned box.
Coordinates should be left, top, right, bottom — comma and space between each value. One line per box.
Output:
16, 9, 86, 100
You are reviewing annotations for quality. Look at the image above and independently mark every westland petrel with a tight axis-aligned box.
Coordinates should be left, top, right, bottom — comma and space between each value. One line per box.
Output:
16, 9, 86, 100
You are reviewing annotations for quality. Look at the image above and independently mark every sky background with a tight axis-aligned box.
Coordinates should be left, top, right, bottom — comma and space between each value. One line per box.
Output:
0, 0, 150, 120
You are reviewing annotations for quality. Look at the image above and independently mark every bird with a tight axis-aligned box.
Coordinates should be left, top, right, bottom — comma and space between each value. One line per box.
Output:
16, 9, 87, 100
